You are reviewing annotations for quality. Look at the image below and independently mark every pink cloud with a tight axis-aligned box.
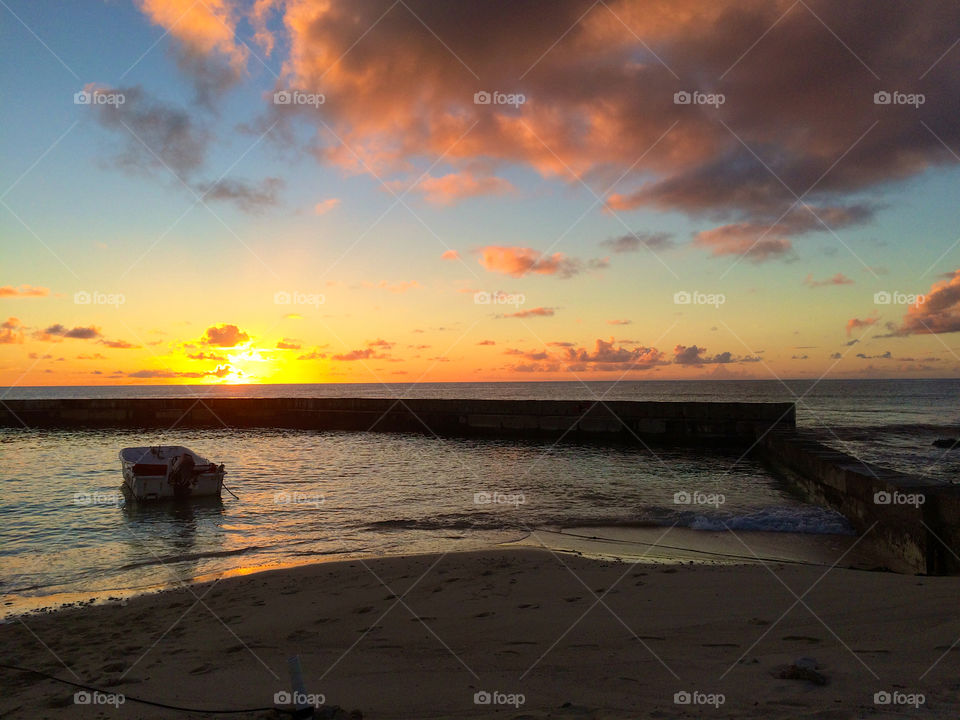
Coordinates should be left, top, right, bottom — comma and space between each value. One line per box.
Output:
314, 198, 341, 215
804, 272, 855, 288
412, 172, 514, 205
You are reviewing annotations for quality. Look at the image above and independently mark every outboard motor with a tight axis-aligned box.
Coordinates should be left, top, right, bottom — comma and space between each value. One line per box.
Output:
169, 452, 197, 498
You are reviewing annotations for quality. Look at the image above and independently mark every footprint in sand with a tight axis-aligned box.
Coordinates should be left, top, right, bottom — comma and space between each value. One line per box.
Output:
353, 606, 374, 614
517, 603, 540, 609
783, 635, 822, 644
410, 616, 436, 621
702, 643, 739, 648
564, 596, 582, 602
189, 664, 214, 675
474, 611, 494, 618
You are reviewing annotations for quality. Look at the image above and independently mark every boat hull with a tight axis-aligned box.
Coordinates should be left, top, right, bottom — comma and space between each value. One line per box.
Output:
119, 446, 225, 501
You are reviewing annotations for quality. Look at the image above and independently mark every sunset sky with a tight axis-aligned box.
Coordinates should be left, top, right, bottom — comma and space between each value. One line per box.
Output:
2, 0, 960, 386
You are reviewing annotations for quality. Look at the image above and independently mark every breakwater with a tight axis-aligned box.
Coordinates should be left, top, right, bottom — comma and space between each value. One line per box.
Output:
0, 397, 793, 442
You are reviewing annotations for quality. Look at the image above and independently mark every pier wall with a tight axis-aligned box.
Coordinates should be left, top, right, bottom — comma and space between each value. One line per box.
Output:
759, 430, 960, 574
0, 397, 793, 443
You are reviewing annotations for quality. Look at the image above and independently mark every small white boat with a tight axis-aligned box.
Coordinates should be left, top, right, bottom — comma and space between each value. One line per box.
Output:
119, 446, 225, 501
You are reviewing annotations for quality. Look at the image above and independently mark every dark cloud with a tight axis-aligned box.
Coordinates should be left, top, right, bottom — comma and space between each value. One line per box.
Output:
87, 85, 209, 177
40, 324, 101, 340
100, 339, 141, 349
672, 344, 758, 365
227, 0, 960, 259
128, 366, 230, 378
196, 177, 284, 212
600, 232, 674, 253
86, 84, 280, 211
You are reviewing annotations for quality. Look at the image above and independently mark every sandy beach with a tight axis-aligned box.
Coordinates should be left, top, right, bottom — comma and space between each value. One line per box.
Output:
3, 545, 959, 719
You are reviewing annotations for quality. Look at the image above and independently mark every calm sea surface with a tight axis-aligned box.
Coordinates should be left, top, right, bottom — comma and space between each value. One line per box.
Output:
2, 379, 957, 613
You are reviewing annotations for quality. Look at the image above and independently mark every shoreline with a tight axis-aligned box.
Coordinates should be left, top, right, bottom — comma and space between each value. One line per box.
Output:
3, 546, 959, 718
1, 524, 875, 621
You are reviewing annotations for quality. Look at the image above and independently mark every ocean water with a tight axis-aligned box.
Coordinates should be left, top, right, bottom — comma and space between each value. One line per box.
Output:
1, 379, 957, 612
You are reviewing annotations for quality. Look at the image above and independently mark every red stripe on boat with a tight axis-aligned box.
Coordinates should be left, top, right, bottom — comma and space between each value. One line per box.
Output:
131, 463, 167, 475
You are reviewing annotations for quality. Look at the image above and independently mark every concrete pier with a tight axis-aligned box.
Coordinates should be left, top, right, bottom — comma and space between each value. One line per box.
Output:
760, 429, 960, 574
0, 397, 793, 443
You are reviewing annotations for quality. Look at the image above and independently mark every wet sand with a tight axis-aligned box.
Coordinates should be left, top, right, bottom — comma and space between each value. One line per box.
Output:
2, 546, 959, 719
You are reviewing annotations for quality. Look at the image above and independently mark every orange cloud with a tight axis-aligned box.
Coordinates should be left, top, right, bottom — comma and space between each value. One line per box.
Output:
0, 317, 24, 344
364, 280, 421, 294
888, 270, 960, 335
441, 250, 460, 260
137, 0, 247, 98
201, 324, 250, 347
846, 315, 878, 337
496, 307, 555, 319
478, 246, 591, 278
0, 285, 49, 297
